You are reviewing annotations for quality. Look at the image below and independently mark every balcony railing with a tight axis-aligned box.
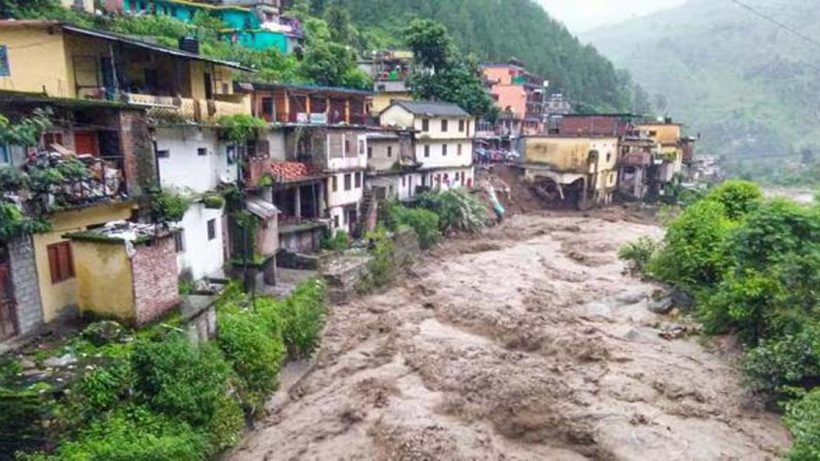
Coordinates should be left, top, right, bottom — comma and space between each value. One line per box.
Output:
619, 151, 652, 167
127, 94, 248, 124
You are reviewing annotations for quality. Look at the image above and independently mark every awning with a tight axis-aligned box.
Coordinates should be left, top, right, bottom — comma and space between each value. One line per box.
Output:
246, 197, 279, 219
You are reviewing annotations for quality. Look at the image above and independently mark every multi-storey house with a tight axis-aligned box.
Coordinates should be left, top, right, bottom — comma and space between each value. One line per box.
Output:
380, 101, 475, 192
482, 61, 548, 139
364, 130, 420, 202
247, 82, 373, 245
366, 50, 414, 115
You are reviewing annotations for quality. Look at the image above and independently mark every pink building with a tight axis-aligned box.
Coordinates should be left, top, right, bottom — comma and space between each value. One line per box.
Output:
482, 61, 547, 136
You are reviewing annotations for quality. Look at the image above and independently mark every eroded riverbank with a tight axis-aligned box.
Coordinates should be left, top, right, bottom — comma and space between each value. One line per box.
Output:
229, 211, 789, 461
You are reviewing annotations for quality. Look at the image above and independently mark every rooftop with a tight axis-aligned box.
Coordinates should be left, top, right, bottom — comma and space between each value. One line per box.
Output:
65, 221, 175, 245
270, 162, 326, 183
247, 81, 374, 96
387, 100, 470, 117
0, 21, 253, 71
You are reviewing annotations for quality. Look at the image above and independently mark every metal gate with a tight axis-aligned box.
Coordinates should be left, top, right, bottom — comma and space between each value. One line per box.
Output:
0, 259, 17, 341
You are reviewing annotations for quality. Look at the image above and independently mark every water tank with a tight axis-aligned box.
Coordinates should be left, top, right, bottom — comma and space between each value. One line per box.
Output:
178, 37, 200, 55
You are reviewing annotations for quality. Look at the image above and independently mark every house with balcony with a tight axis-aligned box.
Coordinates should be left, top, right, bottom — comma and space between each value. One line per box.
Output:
367, 50, 414, 114
518, 135, 619, 208
617, 135, 660, 200
245, 82, 374, 239
110, 0, 303, 53
380, 101, 475, 192
482, 61, 548, 141
0, 21, 253, 125
0, 91, 154, 332
364, 130, 421, 202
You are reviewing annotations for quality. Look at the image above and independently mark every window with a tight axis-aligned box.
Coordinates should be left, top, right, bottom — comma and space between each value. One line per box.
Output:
207, 219, 216, 241
333, 215, 340, 228
42, 132, 63, 147
332, 175, 338, 192
455, 172, 460, 181
441, 119, 448, 132
606, 152, 611, 162
442, 144, 448, 156
355, 172, 361, 188
422, 118, 429, 131
401, 176, 406, 187
457, 144, 463, 156
424, 145, 430, 158
344, 173, 352, 191
359, 140, 365, 156
459, 119, 465, 132
344, 139, 351, 156
156, 149, 170, 159
47, 242, 74, 284
387, 146, 392, 157
367, 146, 373, 159
174, 231, 185, 253
0, 45, 9, 77
0, 144, 8, 165
197, 147, 207, 157
261, 97, 274, 120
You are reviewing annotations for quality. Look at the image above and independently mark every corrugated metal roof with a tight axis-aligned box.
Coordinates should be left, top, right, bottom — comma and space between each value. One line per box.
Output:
389, 100, 470, 117
246, 197, 279, 219
246, 81, 373, 96
59, 24, 254, 72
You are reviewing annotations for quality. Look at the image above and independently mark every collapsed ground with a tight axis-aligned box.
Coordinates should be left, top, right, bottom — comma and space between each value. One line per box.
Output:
229, 211, 790, 460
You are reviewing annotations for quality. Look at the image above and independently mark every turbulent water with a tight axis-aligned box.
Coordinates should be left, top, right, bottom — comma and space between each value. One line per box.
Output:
229, 212, 789, 461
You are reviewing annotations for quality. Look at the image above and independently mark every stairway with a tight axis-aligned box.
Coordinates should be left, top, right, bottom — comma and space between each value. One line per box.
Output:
357, 190, 377, 238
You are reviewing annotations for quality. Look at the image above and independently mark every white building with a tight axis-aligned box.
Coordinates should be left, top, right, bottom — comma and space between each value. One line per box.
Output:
379, 101, 475, 191
154, 126, 237, 281
364, 131, 421, 201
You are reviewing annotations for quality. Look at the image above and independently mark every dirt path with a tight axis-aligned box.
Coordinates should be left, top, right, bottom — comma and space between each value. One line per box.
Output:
229, 212, 790, 461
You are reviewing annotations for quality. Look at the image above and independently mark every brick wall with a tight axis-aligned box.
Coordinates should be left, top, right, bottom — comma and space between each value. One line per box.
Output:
119, 110, 157, 196
255, 216, 279, 257
131, 236, 180, 326
7, 236, 44, 335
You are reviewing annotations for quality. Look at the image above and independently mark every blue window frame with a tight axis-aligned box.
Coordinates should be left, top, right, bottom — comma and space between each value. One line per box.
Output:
0, 144, 10, 165
0, 45, 9, 77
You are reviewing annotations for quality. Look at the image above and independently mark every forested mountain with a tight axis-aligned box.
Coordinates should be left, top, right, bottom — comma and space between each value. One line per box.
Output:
584, 0, 820, 177
325, 0, 642, 113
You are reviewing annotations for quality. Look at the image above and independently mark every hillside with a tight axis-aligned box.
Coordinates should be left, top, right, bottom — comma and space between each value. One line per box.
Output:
584, 0, 820, 169
340, 0, 639, 113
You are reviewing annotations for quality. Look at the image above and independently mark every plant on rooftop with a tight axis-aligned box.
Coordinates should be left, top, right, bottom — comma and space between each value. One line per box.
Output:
148, 188, 192, 226
218, 115, 267, 145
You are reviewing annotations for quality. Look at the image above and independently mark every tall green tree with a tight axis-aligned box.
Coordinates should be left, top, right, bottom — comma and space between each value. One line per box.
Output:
404, 19, 495, 119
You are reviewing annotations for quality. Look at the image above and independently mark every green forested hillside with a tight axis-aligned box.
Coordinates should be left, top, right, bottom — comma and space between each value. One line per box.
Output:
584, 0, 820, 179
331, 0, 641, 112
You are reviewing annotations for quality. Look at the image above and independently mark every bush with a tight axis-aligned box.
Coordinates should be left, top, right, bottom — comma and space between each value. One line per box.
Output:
648, 199, 737, 290
217, 306, 286, 410
743, 323, 820, 396
359, 227, 396, 293
280, 278, 328, 357
130, 335, 243, 451
24, 406, 208, 461
785, 389, 820, 460
417, 189, 487, 233
618, 236, 659, 275
388, 204, 440, 249
321, 230, 351, 251
149, 189, 191, 225
703, 180, 763, 220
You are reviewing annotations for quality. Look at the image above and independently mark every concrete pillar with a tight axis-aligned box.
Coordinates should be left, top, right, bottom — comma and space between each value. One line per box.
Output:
294, 186, 302, 218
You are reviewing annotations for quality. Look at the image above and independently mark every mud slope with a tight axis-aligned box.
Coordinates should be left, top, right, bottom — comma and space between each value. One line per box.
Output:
230, 212, 790, 461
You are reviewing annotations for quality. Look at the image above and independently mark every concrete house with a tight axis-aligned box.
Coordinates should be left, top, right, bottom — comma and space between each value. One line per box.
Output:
518, 135, 619, 208
482, 61, 547, 138
379, 101, 475, 192
364, 130, 421, 202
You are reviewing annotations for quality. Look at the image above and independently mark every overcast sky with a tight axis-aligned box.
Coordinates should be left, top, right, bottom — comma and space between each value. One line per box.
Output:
540, 0, 688, 32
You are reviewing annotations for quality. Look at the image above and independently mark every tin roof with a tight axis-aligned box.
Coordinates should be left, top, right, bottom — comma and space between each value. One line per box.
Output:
388, 100, 470, 117
246, 197, 279, 220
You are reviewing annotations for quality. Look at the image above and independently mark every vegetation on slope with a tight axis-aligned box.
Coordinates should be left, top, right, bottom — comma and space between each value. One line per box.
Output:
620, 181, 820, 459
585, 0, 820, 182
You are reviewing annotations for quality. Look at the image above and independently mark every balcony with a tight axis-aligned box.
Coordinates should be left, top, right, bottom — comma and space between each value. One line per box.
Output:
619, 151, 652, 167
127, 94, 249, 124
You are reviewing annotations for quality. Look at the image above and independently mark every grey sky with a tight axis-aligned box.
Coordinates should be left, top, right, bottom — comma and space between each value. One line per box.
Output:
540, 0, 688, 32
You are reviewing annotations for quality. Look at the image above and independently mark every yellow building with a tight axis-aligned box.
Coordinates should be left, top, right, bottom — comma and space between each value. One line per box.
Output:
636, 121, 684, 182
33, 203, 135, 322
520, 136, 619, 208
0, 20, 252, 122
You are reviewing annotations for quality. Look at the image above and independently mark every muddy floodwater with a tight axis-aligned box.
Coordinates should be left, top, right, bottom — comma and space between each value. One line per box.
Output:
229, 212, 790, 461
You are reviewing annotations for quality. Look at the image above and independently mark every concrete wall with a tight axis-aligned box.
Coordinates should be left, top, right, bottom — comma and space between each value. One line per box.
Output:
131, 236, 179, 325
327, 171, 364, 208
73, 240, 136, 322
177, 203, 226, 281
379, 105, 415, 130
0, 26, 70, 96
419, 167, 474, 190
7, 236, 43, 335
367, 137, 401, 171
156, 127, 237, 194
368, 172, 421, 201
636, 123, 681, 145
33, 203, 133, 322
371, 92, 412, 115
255, 216, 279, 258
415, 140, 473, 170
414, 116, 473, 141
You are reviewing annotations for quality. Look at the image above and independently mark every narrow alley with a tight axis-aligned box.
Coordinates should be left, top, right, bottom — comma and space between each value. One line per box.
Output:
229, 211, 789, 461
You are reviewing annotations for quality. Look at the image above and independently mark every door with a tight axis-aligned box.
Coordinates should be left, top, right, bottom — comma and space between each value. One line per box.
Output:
100, 57, 116, 100
0, 255, 18, 341
73, 131, 99, 156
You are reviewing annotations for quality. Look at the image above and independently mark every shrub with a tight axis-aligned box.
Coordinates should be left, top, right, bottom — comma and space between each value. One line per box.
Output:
358, 227, 396, 293
130, 335, 243, 451
743, 323, 820, 396
217, 306, 286, 410
389, 204, 440, 249
618, 236, 659, 275
703, 180, 763, 220
24, 406, 208, 461
648, 199, 736, 290
56, 360, 134, 431
785, 389, 820, 460
280, 278, 328, 357
149, 189, 191, 225
321, 230, 351, 251
417, 189, 487, 233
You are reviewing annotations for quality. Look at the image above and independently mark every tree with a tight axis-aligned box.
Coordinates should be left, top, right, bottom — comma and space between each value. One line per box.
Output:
404, 20, 495, 119
324, 2, 352, 45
